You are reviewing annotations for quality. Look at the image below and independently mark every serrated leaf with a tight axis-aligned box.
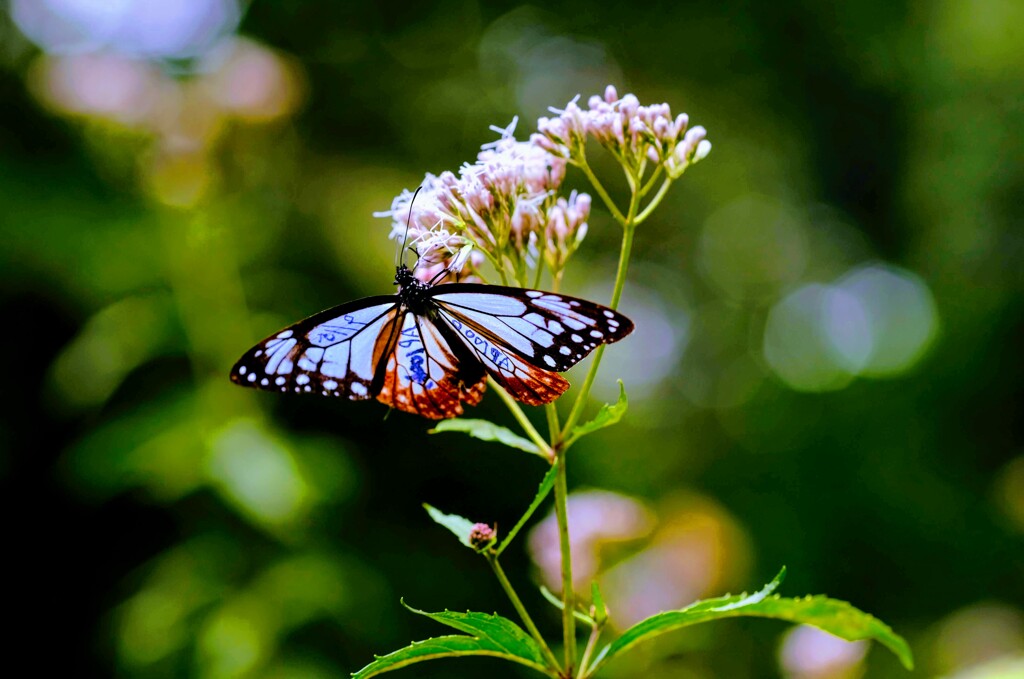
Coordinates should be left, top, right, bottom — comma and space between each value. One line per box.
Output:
351, 605, 556, 678
567, 381, 627, 445
495, 463, 557, 556
423, 504, 476, 548
431, 418, 542, 456
588, 567, 913, 675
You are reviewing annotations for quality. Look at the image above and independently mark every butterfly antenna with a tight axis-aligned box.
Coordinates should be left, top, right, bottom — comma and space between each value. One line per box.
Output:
396, 186, 423, 269
428, 266, 452, 286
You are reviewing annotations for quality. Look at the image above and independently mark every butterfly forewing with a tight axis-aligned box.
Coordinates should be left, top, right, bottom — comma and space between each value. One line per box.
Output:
230, 297, 398, 399
429, 285, 634, 372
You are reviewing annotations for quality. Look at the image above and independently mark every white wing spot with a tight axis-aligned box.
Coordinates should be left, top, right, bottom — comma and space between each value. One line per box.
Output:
351, 382, 368, 396
608, 320, 619, 328
296, 374, 310, 385
303, 385, 312, 392
275, 377, 286, 386
604, 310, 615, 318
571, 334, 583, 343
277, 330, 294, 339
260, 378, 269, 386
569, 301, 580, 307
543, 355, 557, 368
254, 350, 262, 357
247, 373, 257, 382
526, 290, 543, 298
239, 366, 247, 375
590, 330, 603, 338
324, 379, 338, 390
559, 346, 572, 355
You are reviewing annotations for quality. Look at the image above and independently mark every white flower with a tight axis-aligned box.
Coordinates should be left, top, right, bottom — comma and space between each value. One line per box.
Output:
378, 117, 584, 283
533, 85, 711, 177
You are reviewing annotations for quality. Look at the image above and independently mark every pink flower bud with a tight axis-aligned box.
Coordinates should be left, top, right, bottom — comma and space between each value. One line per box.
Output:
619, 94, 639, 118
574, 192, 592, 218
548, 207, 568, 241
531, 132, 558, 154
674, 113, 689, 136
604, 84, 619, 103
612, 115, 625, 146
647, 146, 660, 163
469, 523, 497, 549
653, 117, 669, 139
680, 125, 707, 160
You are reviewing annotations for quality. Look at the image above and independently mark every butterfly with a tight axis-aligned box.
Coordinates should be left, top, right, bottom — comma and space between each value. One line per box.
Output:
230, 264, 634, 419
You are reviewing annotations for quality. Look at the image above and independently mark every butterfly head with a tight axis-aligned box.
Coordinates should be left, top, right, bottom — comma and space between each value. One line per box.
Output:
395, 264, 432, 313
394, 263, 416, 288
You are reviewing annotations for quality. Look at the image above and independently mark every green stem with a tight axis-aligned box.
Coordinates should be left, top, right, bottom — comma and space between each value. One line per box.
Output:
532, 257, 545, 289
553, 450, 576, 673
576, 624, 603, 679
639, 164, 664, 198
480, 247, 510, 285
545, 403, 561, 446
559, 218, 636, 439
574, 158, 626, 225
634, 177, 674, 225
489, 377, 554, 461
487, 555, 563, 675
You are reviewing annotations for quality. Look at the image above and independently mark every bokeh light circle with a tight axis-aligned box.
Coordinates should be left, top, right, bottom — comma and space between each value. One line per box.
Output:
763, 263, 939, 392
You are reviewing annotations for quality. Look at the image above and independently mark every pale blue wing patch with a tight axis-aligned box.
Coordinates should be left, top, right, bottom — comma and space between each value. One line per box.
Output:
231, 300, 397, 400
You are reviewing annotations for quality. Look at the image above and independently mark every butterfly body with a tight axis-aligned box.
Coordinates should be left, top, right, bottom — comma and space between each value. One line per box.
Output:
231, 265, 634, 419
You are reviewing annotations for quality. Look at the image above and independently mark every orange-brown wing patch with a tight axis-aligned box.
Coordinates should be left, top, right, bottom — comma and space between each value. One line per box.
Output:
375, 312, 487, 419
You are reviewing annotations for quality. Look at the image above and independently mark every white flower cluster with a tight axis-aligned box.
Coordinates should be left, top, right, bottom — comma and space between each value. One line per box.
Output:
377, 118, 588, 284
533, 85, 711, 178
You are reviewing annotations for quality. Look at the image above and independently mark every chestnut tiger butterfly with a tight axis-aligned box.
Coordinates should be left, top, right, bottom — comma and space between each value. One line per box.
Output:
230, 263, 634, 420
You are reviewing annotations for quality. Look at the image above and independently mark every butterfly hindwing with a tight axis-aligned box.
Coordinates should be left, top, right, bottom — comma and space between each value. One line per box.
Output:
375, 311, 487, 419
429, 285, 634, 372
230, 296, 398, 399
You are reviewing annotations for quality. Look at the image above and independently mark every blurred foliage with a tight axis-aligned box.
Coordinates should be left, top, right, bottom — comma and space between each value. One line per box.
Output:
2, 1, 1022, 678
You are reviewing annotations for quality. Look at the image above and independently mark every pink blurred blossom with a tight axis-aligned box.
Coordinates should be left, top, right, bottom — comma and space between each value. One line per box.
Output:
528, 490, 654, 594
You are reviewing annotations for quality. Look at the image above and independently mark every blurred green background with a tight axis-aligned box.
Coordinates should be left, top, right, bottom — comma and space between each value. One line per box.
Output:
3, 1, 1023, 678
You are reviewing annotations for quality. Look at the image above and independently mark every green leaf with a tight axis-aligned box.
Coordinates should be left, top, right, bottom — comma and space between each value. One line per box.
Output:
423, 504, 476, 548
588, 568, 913, 675
566, 381, 627, 445
351, 604, 556, 678
495, 463, 557, 556
431, 418, 543, 456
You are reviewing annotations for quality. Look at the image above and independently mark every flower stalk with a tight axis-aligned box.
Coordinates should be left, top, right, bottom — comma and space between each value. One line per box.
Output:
380, 85, 711, 678
486, 552, 563, 674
